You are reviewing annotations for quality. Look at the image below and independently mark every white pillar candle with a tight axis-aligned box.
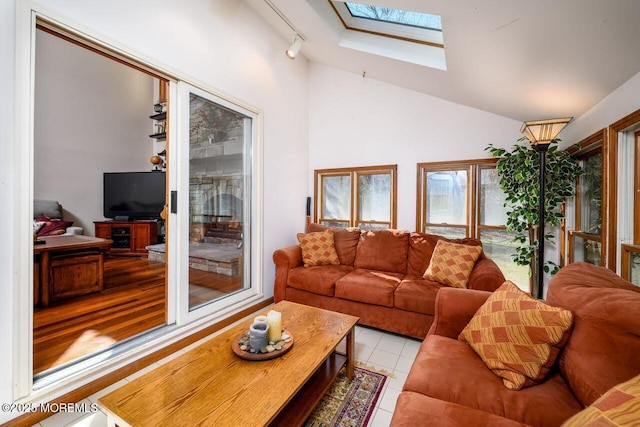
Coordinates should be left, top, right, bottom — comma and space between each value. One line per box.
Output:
266, 310, 282, 342
254, 315, 268, 324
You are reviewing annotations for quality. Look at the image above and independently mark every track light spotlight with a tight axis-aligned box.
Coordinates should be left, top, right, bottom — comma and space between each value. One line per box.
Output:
286, 35, 302, 59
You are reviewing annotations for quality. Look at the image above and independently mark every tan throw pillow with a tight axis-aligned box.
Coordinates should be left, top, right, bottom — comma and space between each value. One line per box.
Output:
423, 240, 483, 288
296, 229, 340, 267
561, 374, 640, 426
459, 281, 574, 391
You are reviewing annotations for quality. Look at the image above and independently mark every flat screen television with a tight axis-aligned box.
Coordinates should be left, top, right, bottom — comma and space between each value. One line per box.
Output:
103, 171, 166, 220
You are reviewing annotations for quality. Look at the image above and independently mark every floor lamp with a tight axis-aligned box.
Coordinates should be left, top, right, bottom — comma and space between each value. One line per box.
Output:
520, 117, 572, 299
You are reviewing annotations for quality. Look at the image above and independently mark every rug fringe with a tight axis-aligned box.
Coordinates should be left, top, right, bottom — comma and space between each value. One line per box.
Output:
355, 361, 396, 378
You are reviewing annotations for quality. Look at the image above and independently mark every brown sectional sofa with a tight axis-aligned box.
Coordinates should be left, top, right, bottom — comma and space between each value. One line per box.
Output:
273, 225, 506, 339
391, 262, 640, 426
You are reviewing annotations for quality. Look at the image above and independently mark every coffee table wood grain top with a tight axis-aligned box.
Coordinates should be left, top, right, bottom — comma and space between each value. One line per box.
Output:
98, 301, 359, 427
33, 235, 112, 254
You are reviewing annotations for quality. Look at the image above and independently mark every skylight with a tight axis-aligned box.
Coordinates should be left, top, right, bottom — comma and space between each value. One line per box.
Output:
344, 2, 442, 32
330, 1, 444, 47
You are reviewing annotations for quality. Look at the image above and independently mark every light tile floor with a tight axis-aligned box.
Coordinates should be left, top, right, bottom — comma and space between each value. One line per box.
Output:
34, 321, 420, 427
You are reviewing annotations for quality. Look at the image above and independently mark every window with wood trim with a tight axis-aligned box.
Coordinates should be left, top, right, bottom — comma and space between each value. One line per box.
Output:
622, 129, 640, 285
315, 165, 397, 229
566, 130, 606, 267
635, 129, 640, 245
607, 108, 640, 271
417, 160, 529, 291
622, 244, 640, 285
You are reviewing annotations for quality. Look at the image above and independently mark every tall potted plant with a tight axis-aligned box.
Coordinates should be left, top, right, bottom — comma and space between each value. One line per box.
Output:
486, 138, 583, 288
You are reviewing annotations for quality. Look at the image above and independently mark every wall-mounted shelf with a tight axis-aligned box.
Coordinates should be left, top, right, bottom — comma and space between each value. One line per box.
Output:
150, 112, 166, 121
150, 111, 167, 140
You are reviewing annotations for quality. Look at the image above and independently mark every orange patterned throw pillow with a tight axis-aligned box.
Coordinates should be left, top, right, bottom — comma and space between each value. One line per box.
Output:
297, 229, 340, 267
561, 374, 640, 426
423, 240, 483, 288
459, 281, 574, 391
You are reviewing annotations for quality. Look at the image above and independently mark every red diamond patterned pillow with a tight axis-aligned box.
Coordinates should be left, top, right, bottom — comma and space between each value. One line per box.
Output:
459, 281, 574, 391
423, 239, 483, 288
561, 374, 640, 426
296, 229, 340, 267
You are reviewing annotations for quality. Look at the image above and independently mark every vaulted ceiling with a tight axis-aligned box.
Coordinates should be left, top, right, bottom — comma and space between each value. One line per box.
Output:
246, 0, 640, 122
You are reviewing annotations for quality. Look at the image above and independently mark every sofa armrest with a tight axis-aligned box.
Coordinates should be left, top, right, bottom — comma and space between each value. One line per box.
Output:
427, 287, 492, 338
468, 257, 506, 291
64, 226, 84, 236
272, 245, 303, 302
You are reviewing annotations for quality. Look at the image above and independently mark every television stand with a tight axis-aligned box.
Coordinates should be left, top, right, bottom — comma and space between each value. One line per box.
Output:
94, 221, 158, 255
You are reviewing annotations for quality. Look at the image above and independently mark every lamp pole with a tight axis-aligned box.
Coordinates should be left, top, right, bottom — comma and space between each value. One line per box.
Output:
520, 117, 572, 299
534, 143, 550, 300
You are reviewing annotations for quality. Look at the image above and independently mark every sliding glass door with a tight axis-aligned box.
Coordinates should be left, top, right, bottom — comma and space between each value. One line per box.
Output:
177, 83, 258, 322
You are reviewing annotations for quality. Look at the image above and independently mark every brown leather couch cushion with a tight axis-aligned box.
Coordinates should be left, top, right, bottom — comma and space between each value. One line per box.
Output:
403, 335, 582, 426
307, 223, 361, 266
288, 264, 353, 297
394, 276, 443, 315
354, 229, 409, 274
392, 392, 530, 427
335, 268, 404, 307
547, 262, 640, 407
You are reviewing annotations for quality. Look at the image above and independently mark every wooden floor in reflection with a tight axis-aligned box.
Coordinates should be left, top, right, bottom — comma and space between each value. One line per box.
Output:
33, 256, 242, 375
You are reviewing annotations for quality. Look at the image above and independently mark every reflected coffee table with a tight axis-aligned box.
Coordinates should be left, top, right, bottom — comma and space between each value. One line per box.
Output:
98, 301, 359, 426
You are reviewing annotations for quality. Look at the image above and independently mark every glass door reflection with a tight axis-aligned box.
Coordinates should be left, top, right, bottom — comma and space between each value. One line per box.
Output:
188, 93, 250, 311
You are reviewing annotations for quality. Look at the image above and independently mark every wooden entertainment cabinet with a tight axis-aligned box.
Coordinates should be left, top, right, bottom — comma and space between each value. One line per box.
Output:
94, 221, 158, 255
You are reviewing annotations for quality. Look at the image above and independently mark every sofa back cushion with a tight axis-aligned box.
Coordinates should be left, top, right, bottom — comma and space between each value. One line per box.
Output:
354, 229, 409, 274
307, 223, 361, 266
34, 199, 63, 220
547, 262, 640, 407
407, 232, 484, 277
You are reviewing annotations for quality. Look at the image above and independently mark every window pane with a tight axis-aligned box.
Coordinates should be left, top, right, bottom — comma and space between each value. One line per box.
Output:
579, 153, 603, 234
188, 93, 248, 312
480, 229, 530, 292
425, 226, 466, 239
345, 2, 442, 31
480, 168, 508, 226
358, 222, 389, 231
322, 175, 351, 220
572, 236, 602, 266
426, 171, 467, 225
631, 252, 640, 286
359, 173, 390, 222
321, 220, 349, 228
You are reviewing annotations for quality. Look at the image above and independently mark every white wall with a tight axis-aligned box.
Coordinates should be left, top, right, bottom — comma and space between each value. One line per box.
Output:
308, 63, 523, 230
560, 70, 640, 146
2, 0, 308, 422
35, 29, 154, 233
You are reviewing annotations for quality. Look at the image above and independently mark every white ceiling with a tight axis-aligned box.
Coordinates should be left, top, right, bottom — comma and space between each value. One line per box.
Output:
246, 0, 640, 122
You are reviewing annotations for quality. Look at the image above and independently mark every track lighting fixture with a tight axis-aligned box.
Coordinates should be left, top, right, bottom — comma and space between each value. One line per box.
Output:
286, 35, 302, 59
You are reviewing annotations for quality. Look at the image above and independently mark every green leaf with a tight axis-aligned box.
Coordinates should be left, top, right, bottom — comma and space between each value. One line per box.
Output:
484, 138, 581, 277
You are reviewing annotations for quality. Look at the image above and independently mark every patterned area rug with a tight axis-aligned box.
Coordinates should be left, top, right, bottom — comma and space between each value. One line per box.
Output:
305, 366, 387, 426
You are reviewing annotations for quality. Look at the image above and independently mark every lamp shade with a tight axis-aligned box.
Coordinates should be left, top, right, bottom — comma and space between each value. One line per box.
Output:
520, 117, 572, 145
285, 36, 302, 59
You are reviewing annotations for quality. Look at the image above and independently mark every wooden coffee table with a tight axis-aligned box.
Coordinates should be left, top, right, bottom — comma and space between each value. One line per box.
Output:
33, 235, 112, 306
98, 301, 359, 426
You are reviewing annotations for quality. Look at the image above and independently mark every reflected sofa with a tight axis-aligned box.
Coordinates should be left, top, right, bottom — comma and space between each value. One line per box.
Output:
273, 225, 506, 339
391, 262, 640, 426
34, 199, 83, 236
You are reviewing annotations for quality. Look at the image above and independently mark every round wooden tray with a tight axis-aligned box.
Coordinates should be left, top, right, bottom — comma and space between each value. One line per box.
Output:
231, 330, 294, 361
